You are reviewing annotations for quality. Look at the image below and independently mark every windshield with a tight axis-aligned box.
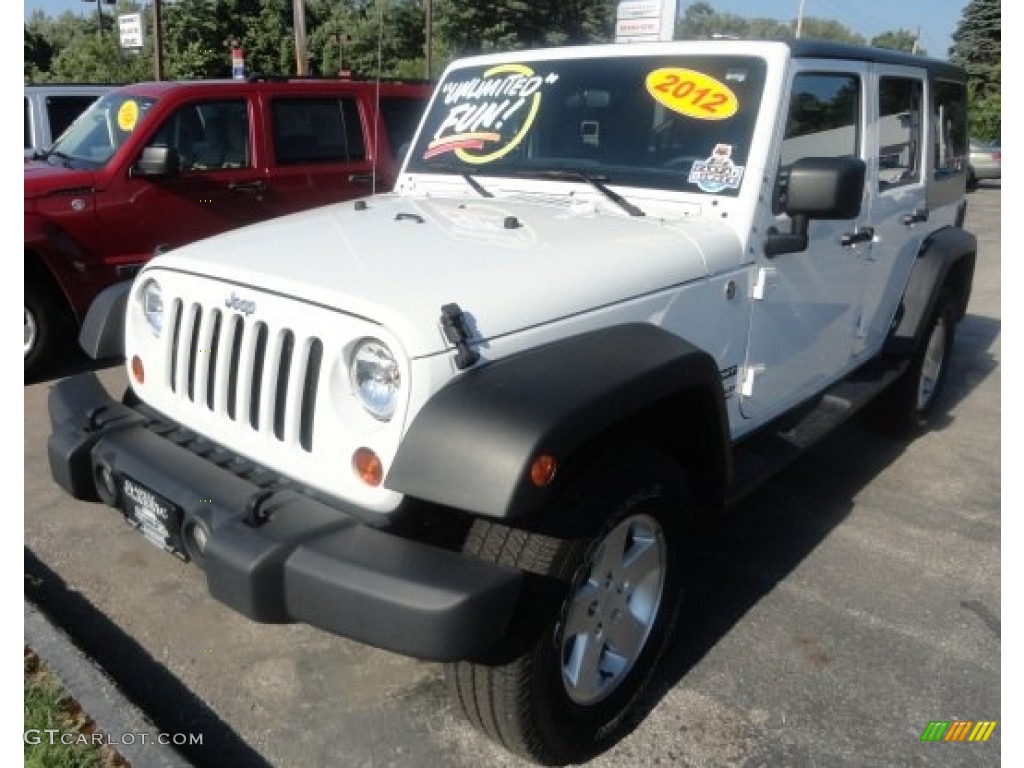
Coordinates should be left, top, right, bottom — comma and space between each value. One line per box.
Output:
46, 92, 158, 168
406, 54, 767, 196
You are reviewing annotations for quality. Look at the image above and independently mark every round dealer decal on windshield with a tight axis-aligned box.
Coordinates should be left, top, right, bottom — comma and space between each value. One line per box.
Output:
117, 100, 140, 132
426, 64, 559, 164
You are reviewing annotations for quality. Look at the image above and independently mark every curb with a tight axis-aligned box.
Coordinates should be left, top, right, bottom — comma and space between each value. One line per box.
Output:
24, 598, 196, 768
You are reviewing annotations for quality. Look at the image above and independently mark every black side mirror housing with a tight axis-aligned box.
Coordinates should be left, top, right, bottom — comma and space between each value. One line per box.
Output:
132, 145, 180, 178
765, 156, 866, 257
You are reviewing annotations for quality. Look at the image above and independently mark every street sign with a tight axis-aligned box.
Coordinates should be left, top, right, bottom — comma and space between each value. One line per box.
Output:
118, 12, 144, 49
615, 0, 678, 43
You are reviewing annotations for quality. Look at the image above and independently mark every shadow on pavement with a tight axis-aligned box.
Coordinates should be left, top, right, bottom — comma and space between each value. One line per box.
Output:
25, 547, 275, 768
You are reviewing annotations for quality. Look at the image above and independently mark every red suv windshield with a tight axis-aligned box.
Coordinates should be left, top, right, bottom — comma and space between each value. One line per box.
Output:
46, 92, 158, 169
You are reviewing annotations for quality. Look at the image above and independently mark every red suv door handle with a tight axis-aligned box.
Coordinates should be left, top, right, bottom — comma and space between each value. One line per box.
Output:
228, 180, 267, 194
348, 173, 375, 184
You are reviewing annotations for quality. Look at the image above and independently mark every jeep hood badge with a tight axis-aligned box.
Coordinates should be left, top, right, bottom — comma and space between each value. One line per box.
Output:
225, 292, 257, 316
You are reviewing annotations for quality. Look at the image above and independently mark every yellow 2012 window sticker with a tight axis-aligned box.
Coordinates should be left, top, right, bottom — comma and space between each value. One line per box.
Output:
645, 68, 738, 120
117, 100, 140, 132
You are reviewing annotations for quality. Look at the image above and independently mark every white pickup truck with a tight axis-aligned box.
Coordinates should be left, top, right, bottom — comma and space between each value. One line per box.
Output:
49, 39, 976, 764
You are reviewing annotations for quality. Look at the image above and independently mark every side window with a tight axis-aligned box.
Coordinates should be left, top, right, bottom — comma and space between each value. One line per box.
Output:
878, 77, 923, 189
781, 73, 860, 165
933, 79, 967, 180
46, 95, 101, 141
148, 100, 250, 172
272, 97, 366, 165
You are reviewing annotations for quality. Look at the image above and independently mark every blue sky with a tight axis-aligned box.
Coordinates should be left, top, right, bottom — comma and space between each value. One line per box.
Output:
24, 0, 970, 59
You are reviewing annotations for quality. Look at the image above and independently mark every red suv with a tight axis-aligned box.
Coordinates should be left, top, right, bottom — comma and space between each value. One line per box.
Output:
24, 77, 431, 376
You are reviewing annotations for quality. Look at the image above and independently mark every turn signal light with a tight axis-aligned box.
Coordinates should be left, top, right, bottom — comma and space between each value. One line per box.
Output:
353, 447, 384, 487
131, 355, 145, 384
529, 454, 558, 488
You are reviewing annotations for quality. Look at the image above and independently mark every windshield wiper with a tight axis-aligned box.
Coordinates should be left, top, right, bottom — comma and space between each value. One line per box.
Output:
45, 150, 74, 168
425, 163, 493, 198
523, 169, 645, 217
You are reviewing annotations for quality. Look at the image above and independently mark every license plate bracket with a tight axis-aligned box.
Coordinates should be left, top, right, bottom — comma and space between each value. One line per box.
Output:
117, 474, 187, 560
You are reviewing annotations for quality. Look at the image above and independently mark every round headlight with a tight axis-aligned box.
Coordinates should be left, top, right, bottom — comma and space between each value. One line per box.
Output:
139, 279, 164, 335
349, 339, 401, 421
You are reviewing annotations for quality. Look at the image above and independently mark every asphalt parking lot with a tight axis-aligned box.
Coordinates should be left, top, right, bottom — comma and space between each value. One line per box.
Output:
24, 184, 1001, 768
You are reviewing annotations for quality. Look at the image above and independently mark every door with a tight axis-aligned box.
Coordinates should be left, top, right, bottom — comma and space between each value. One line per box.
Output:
741, 64, 871, 420
259, 93, 377, 217
98, 98, 269, 264
857, 65, 928, 358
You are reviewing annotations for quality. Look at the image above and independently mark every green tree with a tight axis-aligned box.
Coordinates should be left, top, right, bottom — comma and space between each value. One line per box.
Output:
871, 28, 923, 54
950, 0, 1000, 139
797, 18, 865, 45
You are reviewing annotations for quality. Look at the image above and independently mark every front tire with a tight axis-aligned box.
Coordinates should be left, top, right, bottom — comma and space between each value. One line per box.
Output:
446, 451, 692, 765
25, 280, 60, 379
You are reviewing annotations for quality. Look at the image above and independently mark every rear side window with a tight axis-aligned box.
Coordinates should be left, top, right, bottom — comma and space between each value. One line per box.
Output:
377, 97, 425, 160
271, 97, 366, 165
46, 95, 101, 141
878, 76, 923, 189
933, 79, 967, 180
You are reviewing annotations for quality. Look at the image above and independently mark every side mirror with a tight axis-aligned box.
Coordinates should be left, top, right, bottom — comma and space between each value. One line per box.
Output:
765, 156, 866, 257
131, 145, 180, 178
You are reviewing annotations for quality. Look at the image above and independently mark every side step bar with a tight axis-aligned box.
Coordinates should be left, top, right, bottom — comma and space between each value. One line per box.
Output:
728, 360, 908, 506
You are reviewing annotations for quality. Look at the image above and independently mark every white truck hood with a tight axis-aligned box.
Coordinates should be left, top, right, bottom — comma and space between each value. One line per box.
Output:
151, 193, 743, 358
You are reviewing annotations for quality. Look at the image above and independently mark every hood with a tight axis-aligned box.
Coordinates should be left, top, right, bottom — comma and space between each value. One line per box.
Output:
150, 193, 743, 358
24, 161, 96, 198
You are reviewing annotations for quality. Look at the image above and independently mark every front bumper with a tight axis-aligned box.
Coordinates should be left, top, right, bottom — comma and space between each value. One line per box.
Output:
47, 372, 523, 662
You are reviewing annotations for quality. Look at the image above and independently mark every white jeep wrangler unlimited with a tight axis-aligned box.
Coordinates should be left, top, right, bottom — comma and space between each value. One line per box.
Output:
49, 40, 976, 764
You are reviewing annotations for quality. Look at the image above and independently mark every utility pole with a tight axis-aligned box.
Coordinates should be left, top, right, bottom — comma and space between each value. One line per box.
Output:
293, 0, 309, 75
795, 0, 806, 39
912, 25, 921, 54
81, 0, 114, 40
425, 0, 432, 79
153, 0, 164, 81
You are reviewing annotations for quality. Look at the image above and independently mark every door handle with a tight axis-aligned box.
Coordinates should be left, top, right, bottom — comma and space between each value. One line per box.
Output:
901, 208, 929, 225
228, 180, 266, 194
840, 227, 874, 247
348, 172, 375, 184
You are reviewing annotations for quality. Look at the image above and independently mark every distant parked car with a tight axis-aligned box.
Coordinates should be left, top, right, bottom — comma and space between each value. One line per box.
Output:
24, 84, 114, 158
967, 137, 1000, 189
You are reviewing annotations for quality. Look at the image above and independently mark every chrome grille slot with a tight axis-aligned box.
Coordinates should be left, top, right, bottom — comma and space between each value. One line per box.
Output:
225, 315, 243, 419
186, 305, 203, 402
168, 299, 183, 392
273, 331, 295, 440
249, 322, 268, 430
300, 340, 322, 452
205, 310, 222, 409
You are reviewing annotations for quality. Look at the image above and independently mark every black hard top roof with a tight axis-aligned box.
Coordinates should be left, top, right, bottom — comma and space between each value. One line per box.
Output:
785, 40, 966, 81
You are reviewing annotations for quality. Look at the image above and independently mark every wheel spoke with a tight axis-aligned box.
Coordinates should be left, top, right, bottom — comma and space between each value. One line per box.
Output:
621, 533, 661, 585
564, 632, 606, 701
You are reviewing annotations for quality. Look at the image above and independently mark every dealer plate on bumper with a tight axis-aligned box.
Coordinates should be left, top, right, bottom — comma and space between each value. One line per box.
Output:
118, 475, 187, 560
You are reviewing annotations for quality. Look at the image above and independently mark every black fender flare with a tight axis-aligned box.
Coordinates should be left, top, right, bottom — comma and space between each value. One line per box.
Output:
78, 280, 131, 360
385, 323, 731, 520
885, 226, 976, 357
